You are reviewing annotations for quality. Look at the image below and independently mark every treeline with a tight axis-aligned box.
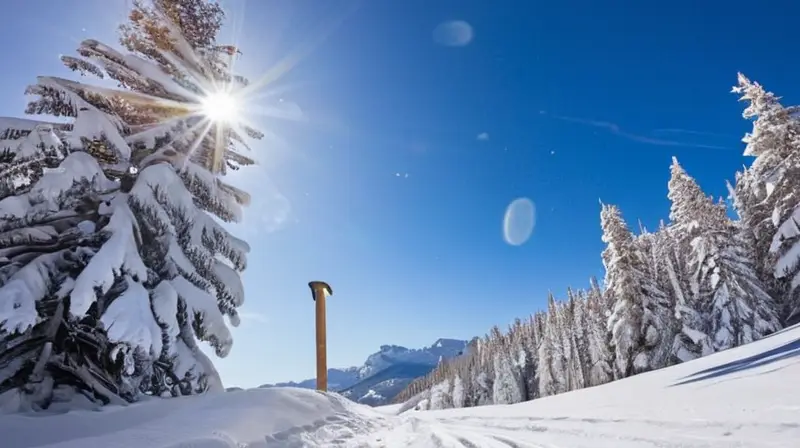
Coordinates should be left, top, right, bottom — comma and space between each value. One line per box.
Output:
393, 73, 799, 411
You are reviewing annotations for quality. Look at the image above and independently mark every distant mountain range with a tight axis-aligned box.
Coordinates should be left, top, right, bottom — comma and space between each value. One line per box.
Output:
258, 338, 469, 406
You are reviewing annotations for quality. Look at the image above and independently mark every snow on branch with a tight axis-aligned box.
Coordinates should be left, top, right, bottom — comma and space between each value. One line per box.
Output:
211, 259, 243, 307
151, 280, 179, 341
70, 199, 147, 317
27, 77, 133, 160
0, 117, 69, 141
179, 161, 244, 222
61, 56, 105, 79
0, 251, 66, 334
0, 195, 39, 221
77, 39, 204, 103
125, 52, 202, 102
224, 148, 256, 170
12, 124, 64, 160
771, 206, 800, 285
29, 152, 116, 203
0, 226, 58, 250
100, 276, 164, 356
39, 75, 192, 124
131, 163, 248, 268
227, 128, 252, 152
170, 275, 232, 357
128, 162, 248, 322
217, 182, 250, 207
239, 125, 264, 140
127, 162, 247, 324
130, 163, 195, 220
152, 32, 216, 95
127, 118, 193, 151
171, 335, 223, 392
0, 152, 114, 222
75, 39, 150, 91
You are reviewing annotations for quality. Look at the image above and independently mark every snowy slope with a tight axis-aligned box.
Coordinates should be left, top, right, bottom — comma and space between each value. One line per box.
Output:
2, 325, 799, 447
0, 388, 392, 448
377, 324, 800, 447
259, 338, 468, 406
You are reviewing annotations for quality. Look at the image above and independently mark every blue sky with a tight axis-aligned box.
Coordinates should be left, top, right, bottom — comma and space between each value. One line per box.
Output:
1, 0, 799, 387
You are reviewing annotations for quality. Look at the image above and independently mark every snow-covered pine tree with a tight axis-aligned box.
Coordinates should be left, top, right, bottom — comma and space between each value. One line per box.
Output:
585, 277, 613, 387
0, 119, 130, 411
0, 0, 261, 410
536, 292, 564, 396
669, 158, 780, 353
732, 73, 800, 325
450, 372, 465, 408
458, 349, 479, 407
470, 336, 494, 406
558, 290, 584, 391
567, 288, 590, 390
656, 221, 692, 335
519, 313, 540, 400
666, 158, 715, 362
490, 327, 524, 405
631, 225, 677, 371
721, 217, 782, 346
601, 203, 649, 379
427, 377, 453, 410
505, 318, 530, 401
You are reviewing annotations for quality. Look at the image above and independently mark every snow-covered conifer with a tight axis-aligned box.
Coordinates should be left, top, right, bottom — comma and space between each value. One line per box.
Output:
630, 225, 678, 371
601, 203, 648, 379
536, 293, 564, 396
491, 350, 524, 405
669, 158, 780, 353
0, 0, 262, 410
519, 313, 540, 400
667, 159, 716, 361
732, 73, 800, 324
450, 374, 465, 408
471, 352, 493, 406
567, 289, 590, 390
554, 292, 581, 391
585, 278, 613, 386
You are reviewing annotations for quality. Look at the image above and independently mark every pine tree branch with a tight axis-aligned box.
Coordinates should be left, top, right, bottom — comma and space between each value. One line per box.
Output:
58, 363, 127, 406
29, 299, 64, 384
0, 234, 85, 265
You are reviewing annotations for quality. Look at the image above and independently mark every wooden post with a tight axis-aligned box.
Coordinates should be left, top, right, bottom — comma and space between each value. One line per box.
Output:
308, 281, 332, 392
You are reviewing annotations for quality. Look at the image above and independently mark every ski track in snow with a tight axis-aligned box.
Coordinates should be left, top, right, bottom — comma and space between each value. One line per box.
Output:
338, 413, 799, 448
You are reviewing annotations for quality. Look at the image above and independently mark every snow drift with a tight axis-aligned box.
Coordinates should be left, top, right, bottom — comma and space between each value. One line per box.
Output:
1, 387, 388, 448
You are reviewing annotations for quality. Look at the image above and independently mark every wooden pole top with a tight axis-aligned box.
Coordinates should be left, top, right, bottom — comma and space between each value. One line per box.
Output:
308, 281, 333, 300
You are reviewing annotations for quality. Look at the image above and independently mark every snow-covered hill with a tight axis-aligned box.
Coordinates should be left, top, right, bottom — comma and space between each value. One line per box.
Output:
259, 338, 468, 405
4, 323, 799, 447
338, 362, 434, 406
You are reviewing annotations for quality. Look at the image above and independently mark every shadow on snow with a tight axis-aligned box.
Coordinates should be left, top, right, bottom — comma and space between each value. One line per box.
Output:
670, 335, 800, 387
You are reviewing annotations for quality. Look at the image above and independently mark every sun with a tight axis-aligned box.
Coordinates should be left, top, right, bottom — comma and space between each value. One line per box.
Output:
201, 90, 240, 123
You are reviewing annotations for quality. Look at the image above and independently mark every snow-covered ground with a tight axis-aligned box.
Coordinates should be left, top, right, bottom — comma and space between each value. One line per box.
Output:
373, 403, 403, 416
3, 324, 800, 447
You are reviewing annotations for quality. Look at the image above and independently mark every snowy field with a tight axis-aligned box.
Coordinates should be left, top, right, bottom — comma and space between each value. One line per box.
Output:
3, 324, 800, 448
